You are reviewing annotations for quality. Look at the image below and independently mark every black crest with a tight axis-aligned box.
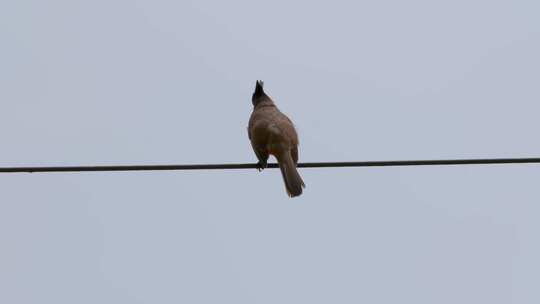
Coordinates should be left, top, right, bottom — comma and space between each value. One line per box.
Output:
253, 80, 265, 97
252, 80, 268, 106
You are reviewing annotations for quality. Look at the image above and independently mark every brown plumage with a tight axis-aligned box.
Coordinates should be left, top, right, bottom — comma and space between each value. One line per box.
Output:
247, 80, 305, 197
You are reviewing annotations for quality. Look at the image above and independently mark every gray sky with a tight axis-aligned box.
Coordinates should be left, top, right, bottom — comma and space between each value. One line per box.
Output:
1, 1, 539, 303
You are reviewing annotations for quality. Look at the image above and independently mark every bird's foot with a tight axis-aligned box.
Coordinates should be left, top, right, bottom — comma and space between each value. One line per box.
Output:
256, 160, 268, 172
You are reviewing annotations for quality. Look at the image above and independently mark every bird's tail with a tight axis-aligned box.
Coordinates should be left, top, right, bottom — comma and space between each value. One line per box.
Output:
277, 152, 305, 197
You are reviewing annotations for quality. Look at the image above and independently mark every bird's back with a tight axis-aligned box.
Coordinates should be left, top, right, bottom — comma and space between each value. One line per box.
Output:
249, 104, 298, 149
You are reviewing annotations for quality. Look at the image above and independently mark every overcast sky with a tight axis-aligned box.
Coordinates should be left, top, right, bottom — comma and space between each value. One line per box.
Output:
1, 1, 539, 303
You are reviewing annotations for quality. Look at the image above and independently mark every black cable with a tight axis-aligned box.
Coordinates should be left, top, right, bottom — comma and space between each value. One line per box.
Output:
1, 157, 539, 173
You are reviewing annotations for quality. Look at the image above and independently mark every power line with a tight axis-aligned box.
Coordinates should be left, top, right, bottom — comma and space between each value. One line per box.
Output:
1, 157, 539, 173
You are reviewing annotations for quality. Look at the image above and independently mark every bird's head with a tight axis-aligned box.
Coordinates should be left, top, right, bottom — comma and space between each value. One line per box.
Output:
252, 80, 270, 106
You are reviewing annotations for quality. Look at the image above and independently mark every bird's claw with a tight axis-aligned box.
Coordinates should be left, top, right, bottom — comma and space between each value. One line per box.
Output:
256, 161, 268, 172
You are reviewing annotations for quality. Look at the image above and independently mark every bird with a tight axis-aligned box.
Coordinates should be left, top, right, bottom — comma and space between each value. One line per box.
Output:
247, 80, 305, 197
